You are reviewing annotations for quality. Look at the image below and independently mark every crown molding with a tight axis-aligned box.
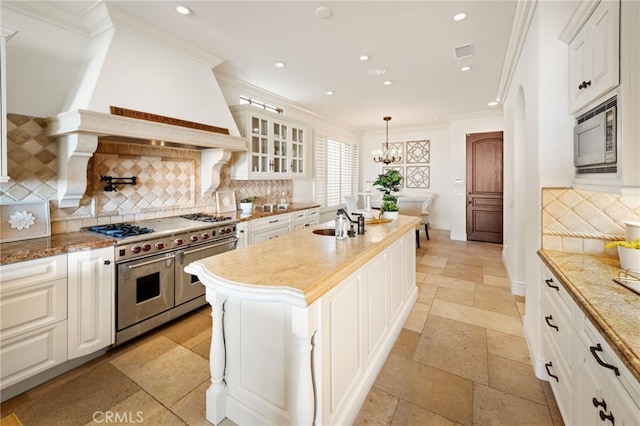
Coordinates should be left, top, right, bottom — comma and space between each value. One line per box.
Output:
1, 1, 92, 36
495, 0, 538, 105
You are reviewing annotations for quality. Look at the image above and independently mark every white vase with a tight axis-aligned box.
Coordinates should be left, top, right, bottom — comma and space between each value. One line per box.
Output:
625, 221, 640, 241
618, 246, 640, 271
381, 211, 399, 220
239, 202, 253, 214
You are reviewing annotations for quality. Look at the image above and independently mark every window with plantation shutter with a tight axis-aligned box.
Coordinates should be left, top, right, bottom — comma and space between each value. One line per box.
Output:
315, 135, 359, 208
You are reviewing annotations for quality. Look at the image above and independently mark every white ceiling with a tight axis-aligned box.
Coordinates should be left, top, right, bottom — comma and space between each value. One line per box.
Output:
27, 1, 517, 132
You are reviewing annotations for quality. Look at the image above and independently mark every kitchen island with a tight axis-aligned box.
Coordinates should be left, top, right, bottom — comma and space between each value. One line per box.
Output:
186, 215, 420, 426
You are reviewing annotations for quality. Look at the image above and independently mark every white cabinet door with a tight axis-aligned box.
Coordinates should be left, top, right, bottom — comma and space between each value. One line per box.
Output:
0, 321, 67, 389
67, 247, 115, 358
290, 126, 306, 178
0, 255, 68, 389
569, 0, 620, 113
0, 255, 67, 340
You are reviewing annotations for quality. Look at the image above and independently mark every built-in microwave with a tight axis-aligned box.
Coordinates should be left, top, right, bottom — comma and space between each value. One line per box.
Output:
574, 97, 617, 174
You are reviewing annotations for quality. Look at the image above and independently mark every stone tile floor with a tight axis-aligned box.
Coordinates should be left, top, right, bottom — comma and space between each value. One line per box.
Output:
1, 229, 563, 425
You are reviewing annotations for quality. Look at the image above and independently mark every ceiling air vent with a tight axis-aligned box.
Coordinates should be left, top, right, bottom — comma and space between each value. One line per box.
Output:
454, 43, 474, 60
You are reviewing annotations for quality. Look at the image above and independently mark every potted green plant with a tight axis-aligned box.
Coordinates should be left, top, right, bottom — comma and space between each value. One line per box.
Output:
239, 196, 257, 214
380, 194, 399, 219
373, 170, 402, 219
605, 239, 640, 270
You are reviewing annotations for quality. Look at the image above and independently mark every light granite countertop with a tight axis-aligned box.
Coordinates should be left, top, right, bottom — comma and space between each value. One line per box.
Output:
190, 215, 420, 306
538, 249, 640, 382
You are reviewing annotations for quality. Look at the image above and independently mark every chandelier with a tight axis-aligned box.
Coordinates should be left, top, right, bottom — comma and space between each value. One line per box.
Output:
372, 116, 402, 164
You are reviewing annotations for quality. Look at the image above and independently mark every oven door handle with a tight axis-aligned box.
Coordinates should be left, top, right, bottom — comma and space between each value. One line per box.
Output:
124, 254, 175, 271
181, 237, 238, 258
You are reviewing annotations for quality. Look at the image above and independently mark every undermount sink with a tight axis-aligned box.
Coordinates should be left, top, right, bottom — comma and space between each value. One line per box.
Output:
313, 228, 336, 236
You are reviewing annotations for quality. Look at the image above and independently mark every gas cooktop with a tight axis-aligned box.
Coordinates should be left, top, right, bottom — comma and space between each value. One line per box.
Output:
87, 224, 154, 238
84, 213, 238, 243
180, 213, 233, 223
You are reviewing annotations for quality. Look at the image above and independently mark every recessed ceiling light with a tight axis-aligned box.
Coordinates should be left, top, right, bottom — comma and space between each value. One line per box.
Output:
488, 101, 499, 106
315, 6, 332, 19
383, 80, 393, 86
453, 12, 467, 22
359, 55, 369, 61
274, 61, 286, 68
461, 66, 471, 71
326, 91, 334, 95
368, 68, 386, 76
175, 5, 192, 15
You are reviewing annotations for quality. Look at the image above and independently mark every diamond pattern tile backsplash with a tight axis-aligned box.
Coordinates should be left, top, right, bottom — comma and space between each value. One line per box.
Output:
1, 114, 292, 234
542, 187, 640, 255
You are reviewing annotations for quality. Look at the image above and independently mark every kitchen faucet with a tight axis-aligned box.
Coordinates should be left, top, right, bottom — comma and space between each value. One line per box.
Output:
336, 208, 365, 236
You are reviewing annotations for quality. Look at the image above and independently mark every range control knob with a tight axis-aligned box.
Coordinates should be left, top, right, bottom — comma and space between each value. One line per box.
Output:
131, 246, 142, 254
220, 228, 228, 235
190, 235, 199, 242
142, 243, 151, 251
201, 233, 210, 240
155, 242, 165, 250
174, 238, 184, 246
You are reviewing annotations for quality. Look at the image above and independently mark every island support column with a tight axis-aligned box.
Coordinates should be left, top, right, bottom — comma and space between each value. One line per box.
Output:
290, 303, 319, 425
206, 288, 228, 425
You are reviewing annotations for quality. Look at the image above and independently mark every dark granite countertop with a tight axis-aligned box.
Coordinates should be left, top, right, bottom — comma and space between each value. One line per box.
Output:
0, 232, 115, 265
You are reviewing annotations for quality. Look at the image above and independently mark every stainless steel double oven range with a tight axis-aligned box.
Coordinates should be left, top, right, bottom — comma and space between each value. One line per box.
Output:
86, 214, 238, 345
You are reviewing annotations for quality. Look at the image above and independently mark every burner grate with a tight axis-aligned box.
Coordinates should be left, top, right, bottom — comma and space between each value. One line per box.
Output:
180, 213, 233, 223
88, 224, 154, 238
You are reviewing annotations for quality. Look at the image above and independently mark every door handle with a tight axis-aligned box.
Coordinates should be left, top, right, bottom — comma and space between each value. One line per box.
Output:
545, 278, 559, 291
589, 344, 620, 376
544, 362, 558, 382
544, 315, 559, 331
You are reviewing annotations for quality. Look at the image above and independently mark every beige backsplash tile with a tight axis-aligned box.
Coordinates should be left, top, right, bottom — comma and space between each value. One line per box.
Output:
542, 187, 640, 255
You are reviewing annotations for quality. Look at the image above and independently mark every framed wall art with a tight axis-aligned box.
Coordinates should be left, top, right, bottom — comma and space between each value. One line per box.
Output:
216, 191, 237, 213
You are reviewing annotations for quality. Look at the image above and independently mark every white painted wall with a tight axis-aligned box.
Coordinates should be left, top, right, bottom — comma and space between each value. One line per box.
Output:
362, 125, 451, 230
501, 1, 576, 379
3, 7, 88, 117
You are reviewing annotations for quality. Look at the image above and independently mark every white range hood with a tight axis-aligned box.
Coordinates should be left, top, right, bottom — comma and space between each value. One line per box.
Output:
44, 1, 246, 207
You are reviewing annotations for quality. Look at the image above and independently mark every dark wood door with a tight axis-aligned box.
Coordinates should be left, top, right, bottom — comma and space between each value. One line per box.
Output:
466, 131, 503, 244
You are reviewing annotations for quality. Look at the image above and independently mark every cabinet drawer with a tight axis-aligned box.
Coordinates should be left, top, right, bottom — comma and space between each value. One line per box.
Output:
0, 321, 67, 389
291, 210, 306, 220
542, 266, 573, 316
580, 316, 640, 405
543, 290, 573, 370
543, 331, 573, 422
253, 226, 290, 244
251, 213, 290, 230
1, 277, 67, 339
0, 255, 67, 289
